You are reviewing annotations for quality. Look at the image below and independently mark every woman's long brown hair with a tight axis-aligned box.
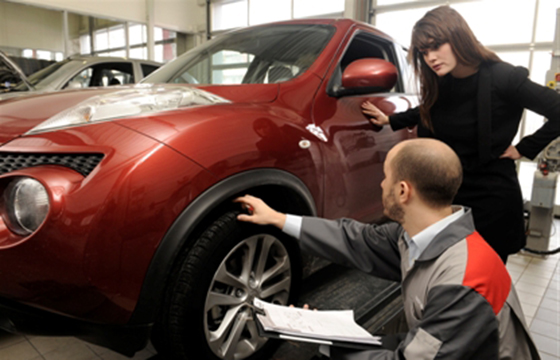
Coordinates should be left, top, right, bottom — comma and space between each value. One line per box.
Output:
410, 6, 501, 130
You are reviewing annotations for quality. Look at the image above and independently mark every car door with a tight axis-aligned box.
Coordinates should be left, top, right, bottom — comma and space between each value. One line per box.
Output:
312, 27, 417, 223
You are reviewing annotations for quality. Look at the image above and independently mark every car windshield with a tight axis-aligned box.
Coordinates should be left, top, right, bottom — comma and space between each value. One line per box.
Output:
12, 59, 72, 91
142, 24, 334, 85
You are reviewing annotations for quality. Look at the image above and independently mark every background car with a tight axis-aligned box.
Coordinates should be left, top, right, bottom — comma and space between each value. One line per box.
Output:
0, 55, 161, 100
0, 18, 417, 360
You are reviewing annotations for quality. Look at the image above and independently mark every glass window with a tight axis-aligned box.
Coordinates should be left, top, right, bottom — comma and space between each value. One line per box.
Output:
108, 26, 125, 49
375, 6, 434, 46
95, 29, 109, 51
155, 43, 176, 63
144, 24, 334, 85
165, 29, 177, 40
130, 47, 147, 60
293, 0, 344, 18
36, 50, 52, 60
212, 0, 248, 31
129, 24, 147, 46
84, 63, 134, 87
80, 35, 91, 55
522, 51, 553, 139
108, 50, 126, 58
337, 32, 402, 92
530, 51, 552, 86
55, 52, 64, 61
141, 64, 160, 77
535, 0, 560, 42
249, 0, 291, 25
495, 52, 530, 68
106, 69, 134, 85
22, 49, 33, 58
154, 27, 164, 42
451, 0, 536, 46
213, 67, 249, 84
66, 68, 93, 89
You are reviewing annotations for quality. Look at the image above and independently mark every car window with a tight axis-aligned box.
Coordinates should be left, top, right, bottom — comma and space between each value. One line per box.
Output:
338, 32, 403, 93
141, 64, 159, 78
64, 62, 134, 89
143, 24, 335, 86
66, 68, 94, 89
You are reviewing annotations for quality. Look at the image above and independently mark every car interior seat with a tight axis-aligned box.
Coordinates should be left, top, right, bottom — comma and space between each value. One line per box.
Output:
109, 77, 121, 86
268, 65, 293, 83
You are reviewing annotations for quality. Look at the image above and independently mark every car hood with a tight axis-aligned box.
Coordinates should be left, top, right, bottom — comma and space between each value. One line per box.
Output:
0, 90, 37, 102
0, 83, 278, 145
0, 51, 34, 91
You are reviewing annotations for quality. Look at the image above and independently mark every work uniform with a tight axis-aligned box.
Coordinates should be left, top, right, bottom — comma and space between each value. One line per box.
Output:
283, 207, 540, 359
389, 62, 560, 260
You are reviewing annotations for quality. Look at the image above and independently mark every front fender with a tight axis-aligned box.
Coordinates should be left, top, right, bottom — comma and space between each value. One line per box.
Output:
129, 168, 317, 325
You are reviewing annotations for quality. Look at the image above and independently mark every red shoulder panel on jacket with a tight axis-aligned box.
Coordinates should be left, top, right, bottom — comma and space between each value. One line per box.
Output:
463, 232, 511, 314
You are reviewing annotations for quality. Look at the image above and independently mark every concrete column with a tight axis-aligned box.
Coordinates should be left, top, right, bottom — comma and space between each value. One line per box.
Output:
62, 10, 70, 57
125, 21, 130, 58
344, 0, 369, 22
146, 0, 155, 61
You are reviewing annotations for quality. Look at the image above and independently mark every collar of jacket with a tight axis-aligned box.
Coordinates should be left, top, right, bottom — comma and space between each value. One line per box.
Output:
412, 206, 476, 263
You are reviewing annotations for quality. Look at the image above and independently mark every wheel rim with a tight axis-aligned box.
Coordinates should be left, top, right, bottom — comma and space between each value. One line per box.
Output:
204, 233, 292, 360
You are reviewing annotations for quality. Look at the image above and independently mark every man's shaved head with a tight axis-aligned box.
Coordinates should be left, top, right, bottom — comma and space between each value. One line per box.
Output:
388, 139, 463, 208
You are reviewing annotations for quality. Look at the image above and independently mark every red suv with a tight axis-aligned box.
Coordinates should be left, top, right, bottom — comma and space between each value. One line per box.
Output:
0, 19, 416, 360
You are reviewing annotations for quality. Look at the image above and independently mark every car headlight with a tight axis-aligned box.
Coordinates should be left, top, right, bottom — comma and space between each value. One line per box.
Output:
26, 84, 230, 135
3, 178, 49, 235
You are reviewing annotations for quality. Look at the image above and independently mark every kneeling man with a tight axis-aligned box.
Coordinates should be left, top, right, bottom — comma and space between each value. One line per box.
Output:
236, 138, 539, 359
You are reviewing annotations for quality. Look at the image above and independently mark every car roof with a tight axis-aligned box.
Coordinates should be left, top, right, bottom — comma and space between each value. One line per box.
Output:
66, 55, 161, 66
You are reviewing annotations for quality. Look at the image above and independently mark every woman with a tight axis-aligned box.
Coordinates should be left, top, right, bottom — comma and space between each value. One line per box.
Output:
362, 6, 560, 263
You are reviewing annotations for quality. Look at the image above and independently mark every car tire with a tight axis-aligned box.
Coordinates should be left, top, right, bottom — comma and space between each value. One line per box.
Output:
153, 210, 300, 360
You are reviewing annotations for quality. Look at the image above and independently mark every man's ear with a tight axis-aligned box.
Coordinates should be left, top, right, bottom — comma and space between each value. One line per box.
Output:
398, 181, 412, 204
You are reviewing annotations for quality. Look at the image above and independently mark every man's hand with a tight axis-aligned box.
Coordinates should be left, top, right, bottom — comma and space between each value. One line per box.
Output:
234, 195, 287, 229
499, 145, 522, 160
361, 101, 390, 127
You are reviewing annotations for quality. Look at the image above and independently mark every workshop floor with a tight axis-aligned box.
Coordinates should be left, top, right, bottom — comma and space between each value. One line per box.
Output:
0, 161, 558, 360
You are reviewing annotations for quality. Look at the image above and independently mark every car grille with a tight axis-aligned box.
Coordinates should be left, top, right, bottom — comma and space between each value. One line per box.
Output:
0, 153, 104, 177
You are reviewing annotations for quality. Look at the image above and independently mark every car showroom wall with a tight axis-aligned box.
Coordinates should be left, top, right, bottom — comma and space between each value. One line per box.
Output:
0, 0, 207, 63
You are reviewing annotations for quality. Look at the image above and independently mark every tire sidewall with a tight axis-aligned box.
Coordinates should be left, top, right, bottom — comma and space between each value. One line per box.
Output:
163, 211, 301, 360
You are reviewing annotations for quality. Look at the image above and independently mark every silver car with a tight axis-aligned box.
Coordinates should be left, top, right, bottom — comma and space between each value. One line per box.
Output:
1, 55, 161, 98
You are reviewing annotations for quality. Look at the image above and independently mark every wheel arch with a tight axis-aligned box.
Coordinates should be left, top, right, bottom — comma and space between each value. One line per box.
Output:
128, 168, 317, 325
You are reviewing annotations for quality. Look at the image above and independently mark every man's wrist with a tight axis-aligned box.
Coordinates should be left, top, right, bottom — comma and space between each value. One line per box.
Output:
273, 213, 287, 229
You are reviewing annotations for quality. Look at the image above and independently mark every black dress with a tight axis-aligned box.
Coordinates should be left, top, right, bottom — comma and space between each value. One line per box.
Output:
389, 62, 560, 260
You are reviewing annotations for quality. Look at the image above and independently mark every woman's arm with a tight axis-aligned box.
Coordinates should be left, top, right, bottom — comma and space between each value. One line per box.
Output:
507, 66, 560, 160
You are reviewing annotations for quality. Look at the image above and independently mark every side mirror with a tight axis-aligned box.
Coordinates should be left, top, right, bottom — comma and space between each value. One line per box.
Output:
66, 81, 83, 90
330, 59, 398, 98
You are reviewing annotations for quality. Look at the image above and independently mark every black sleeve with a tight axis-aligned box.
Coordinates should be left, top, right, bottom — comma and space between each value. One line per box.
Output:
389, 107, 420, 131
506, 66, 560, 159
299, 217, 403, 282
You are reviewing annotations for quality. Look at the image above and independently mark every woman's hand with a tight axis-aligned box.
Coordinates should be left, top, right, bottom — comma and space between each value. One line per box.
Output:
234, 195, 287, 228
499, 145, 522, 160
361, 101, 390, 127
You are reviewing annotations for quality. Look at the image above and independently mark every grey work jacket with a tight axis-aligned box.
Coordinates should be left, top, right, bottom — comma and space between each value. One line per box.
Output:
297, 208, 540, 359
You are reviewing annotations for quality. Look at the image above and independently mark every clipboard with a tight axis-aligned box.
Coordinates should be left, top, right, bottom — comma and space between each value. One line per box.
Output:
252, 299, 382, 350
